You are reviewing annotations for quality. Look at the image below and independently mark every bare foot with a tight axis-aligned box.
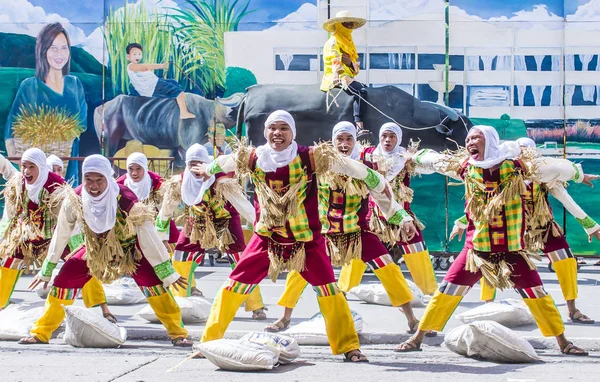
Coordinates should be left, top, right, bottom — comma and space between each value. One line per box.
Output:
180, 112, 196, 120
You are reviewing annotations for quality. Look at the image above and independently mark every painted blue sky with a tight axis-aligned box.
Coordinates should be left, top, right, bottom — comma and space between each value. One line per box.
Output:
452, 0, 565, 18
26, 0, 311, 33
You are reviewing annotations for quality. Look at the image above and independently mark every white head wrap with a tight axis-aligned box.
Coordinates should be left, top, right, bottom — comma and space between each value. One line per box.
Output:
516, 137, 536, 148
82, 155, 120, 234
467, 125, 521, 169
182, 144, 215, 206
373, 122, 405, 180
22, 148, 49, 204
332, 121, 360, 160
255, 110, 299, 172
124, 152, 152, 201
46, 154, 63, 171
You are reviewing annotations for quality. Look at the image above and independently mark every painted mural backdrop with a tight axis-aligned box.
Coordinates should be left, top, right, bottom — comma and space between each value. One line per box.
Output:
1, 0, 599, 254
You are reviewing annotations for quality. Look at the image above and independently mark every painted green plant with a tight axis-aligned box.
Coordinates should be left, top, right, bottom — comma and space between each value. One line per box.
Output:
168, 0, 253, 98
104, 3, 177, 95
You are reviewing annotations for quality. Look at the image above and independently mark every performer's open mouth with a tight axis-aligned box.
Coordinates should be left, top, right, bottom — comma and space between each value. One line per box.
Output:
468, 147, 480, 160
24, 175, 33, 183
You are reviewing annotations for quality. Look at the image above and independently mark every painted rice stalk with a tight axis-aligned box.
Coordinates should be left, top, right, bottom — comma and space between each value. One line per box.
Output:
12, 105, 83, 157
104, 2, 177, 95
528, 121, 600, 144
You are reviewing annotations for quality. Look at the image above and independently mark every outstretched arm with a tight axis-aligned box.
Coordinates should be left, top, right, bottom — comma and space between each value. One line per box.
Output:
0, 153, 18, 180
410, 149, 463, 181
532, 157, 597, 186
128, 63, 168, 72
548, 183, 600, 240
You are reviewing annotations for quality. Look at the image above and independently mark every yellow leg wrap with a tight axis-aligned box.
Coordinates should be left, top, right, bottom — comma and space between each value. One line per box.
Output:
403, 250, 438, 295
419, 290, 463, 332
244, 286, 265, 312
523, 294, 565, 337
338, 259, 367, 293
81, 277, 106, 308
171, 261, 196, 297
317, 293, 360, 355
552, 257, 578, 301
145, 292, 188, 339
277, 271, 308, 309
201, 287, 249, 342
372, 263, 413, 307
30, 294, 75, 343
480, 278, 497, 302
0, 267, 22, 309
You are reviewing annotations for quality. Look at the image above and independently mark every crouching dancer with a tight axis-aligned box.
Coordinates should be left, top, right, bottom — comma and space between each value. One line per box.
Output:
20, 155, 192, 347
396, 126, 592, 356
194, 110, 396, 362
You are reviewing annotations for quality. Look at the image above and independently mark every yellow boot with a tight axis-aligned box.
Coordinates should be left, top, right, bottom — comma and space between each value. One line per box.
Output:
142, 285, 188, 340
171, 260, 196, 297
480, 278, 497, 302
30, 287, 77, 343
403, 250, 438, 295
523, 293, 565, 337
419, 290, 464, 332
0, 267, 22, 309
372, 261, 413, 307
315, 283, 360, 355
551, 257, 578, 301
81, 277, 106, 308
338, 259, 367, 293
277, 271, 308, 309
201, 282, 251, 342
245, 286, 265, 312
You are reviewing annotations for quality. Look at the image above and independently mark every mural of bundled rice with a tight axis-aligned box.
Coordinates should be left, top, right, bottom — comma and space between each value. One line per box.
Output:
11, 105, 83, 169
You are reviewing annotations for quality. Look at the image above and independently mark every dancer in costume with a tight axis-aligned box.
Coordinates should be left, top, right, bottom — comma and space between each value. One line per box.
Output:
321, 11, 369, 136
395, 126, 594, 355
265, 121, 429, 335
46, 155, 64, 177
116, 152, 180, 246
451, 137, 600, 323
338, 123, 438, 297
20, 155, 192, 346
194, 110, 402, 362
46, 153, 117, 322
0, 150, 107, 319
158, 144, 268, 319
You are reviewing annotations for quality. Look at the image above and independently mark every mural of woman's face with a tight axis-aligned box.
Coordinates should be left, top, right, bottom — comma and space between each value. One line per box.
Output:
46, 33, 70, 72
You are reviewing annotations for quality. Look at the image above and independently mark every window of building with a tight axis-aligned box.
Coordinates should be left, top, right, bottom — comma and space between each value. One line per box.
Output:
417, 54, 464, 71
368, 53, 415, 70
275, 54, 318, 71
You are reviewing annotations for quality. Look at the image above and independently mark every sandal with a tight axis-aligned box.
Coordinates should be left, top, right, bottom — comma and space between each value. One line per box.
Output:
18, 336, 47, 345
103, 313, 118, 324
407, 320, 437, 337
560, 341, 589, 356
569, 310, 595, 324
264, 317, 291, 333
394, 338, 422, 352
172, 338, 194, 347
252, 308, 268, 321
343, 349, 369, 363
190, 287, 204, 297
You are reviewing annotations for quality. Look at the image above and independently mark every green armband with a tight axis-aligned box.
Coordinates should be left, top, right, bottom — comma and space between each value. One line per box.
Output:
41, 259, 57, 278
414, 149, 430, 165
388, 209, 411, 225
577, 216, 597, 230
363, 168, 381, 190
457, 215, 469, 225
155, 216, 170, 233
572, 163, 583, 183
154, 260, 176, 280
208, 161, 223, 175
68, 233, 85, 252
